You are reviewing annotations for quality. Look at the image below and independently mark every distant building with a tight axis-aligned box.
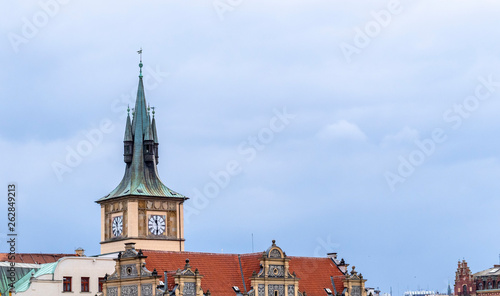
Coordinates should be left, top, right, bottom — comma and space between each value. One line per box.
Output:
365, 287, 380, 296
0, 252, 74, 295
12, 256, 114, 295
404, 290, 438, 296
454, 260, 500, 296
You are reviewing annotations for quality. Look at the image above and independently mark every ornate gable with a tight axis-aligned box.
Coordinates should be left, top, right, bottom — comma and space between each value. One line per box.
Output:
342, 267, 367, 296
103, 243, 160, 296
171, 259, 204, 296
250, 241, 299, 296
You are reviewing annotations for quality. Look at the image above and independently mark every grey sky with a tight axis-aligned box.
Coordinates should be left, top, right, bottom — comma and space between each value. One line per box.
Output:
2, 0, 500, 294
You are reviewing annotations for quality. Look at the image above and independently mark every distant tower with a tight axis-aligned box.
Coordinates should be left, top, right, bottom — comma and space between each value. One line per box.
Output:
454, 260, 475, 296
96, 56, 188, 254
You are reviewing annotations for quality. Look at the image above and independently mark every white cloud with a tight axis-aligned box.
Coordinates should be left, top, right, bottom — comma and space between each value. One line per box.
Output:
381, 126, 419, 147
316, 120, 367, 141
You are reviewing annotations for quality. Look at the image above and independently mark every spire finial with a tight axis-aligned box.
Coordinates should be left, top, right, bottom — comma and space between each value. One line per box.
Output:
151, 106, 155, 117
137, 48, 143, 77
127, 104, 130, 115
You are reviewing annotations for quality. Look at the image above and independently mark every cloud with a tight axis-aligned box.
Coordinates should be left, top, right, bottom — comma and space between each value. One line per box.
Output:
316, 120, 367, 141
381, 126, 419, 147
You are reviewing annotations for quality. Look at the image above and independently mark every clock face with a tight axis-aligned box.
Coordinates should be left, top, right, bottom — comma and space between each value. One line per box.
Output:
148, 215, 166, 235
112, 216, 123, 237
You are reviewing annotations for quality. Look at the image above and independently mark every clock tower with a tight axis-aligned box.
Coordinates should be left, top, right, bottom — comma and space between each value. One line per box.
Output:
96, 58, 188, 254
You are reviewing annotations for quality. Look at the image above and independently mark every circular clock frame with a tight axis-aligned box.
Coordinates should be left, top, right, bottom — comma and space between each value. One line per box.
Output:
148, 215, 166, 235
112, 216, 123, 237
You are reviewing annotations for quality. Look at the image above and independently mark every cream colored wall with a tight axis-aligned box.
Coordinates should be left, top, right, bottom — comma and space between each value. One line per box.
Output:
17, 257, 115, 296
101, 238, 184, 254
127, 200, 139, 237
101, 206, 106, 242
100, 198, 186, 253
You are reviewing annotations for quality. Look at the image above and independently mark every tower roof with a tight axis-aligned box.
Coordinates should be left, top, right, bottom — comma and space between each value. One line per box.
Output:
97, 62, 187, 202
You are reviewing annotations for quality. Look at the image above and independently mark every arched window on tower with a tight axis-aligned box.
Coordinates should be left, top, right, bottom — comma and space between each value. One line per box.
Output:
462, 285, 467, 296
478, 283, 483, 290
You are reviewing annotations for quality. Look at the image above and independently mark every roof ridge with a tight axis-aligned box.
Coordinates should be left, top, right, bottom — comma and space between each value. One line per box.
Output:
144, 250, 242, 256
288, 255, 332, 260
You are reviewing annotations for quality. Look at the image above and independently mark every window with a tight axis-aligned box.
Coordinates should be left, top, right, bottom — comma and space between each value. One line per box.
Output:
274, 291, 278, 296
63, 277, 72, 292
99, 277, 105, 292
81, 277, 89, 292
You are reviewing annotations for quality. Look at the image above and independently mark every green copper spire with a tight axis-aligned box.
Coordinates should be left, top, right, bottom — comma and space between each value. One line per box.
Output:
97, 57, 186, 202
124, 108, 133, 142
151, 107, 159, 144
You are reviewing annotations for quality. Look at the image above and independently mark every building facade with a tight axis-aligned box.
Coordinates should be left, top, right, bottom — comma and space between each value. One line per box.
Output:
103, 240, 361, 296
454, 260, 500, 296
12, 256, 115, 295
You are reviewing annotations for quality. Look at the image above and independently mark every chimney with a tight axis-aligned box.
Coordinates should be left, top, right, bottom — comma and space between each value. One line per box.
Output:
124, 242, 136, 251
75, 248, 85, 257
327, 253, 338, 260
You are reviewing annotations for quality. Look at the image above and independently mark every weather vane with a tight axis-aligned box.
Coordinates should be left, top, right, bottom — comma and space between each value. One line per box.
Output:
137, 48, 143, 62
137, 48, 143, 77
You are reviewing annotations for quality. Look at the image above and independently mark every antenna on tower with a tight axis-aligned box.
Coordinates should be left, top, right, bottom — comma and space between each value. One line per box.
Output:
252, 233, 254, 253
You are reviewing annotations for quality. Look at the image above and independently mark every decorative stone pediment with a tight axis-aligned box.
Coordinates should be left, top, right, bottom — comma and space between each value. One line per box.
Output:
251, 241, 299, 296
343, 266, 367, 296
265, 240, 285, 259
103, 243, 160, 296
173, 259, 204, 296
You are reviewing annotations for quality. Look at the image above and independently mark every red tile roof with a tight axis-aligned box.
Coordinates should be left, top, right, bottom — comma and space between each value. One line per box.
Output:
143, 251, 345, 296
289, 256, 345, 296
0, 253, 74, 264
